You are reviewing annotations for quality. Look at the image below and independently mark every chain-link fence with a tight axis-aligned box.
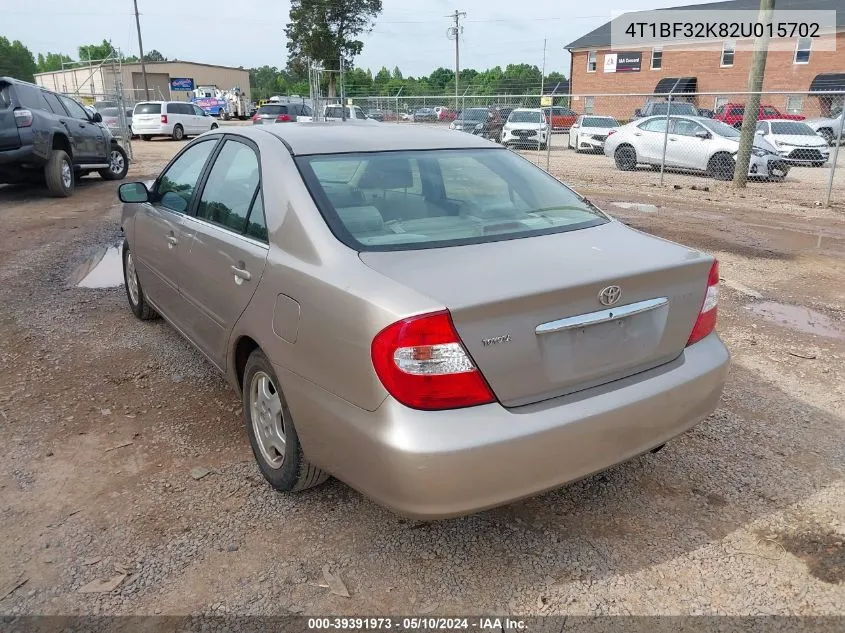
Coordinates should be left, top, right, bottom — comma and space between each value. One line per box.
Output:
349, 91, 845, 207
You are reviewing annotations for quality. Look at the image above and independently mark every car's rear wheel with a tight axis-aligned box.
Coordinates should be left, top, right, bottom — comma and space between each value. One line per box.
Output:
99, 146, 128, 180
243, 349, 329, 492
172, 125, 184, 141
122, 242, 157, 320
614, 145, 637, 171
708, 152, 735, 181
45, 150, 74, 197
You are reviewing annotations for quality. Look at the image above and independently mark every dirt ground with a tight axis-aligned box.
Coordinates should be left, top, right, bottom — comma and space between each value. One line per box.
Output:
0, 133, 843, 617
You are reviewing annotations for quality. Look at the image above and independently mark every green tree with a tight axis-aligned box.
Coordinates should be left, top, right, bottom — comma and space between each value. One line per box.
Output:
0, 37, 37, 82
36, 51, 74, 73
285, 0, 383, 97
77, 39, 115, 62
144, 49, 166, 62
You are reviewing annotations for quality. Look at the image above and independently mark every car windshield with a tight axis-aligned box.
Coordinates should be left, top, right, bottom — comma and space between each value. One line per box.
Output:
702, 119, 741, 138
259, 105, 287, 114
460, 109, 488, 121
770, 121, 815, 135
508, 111, 542, 123
582, 117, 618, 128
297, 148, 607, 252
650, 103, 697, 115
135, 103, 161, 114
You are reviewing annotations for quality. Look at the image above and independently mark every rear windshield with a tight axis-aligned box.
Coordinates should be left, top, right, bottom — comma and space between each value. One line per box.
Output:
582, 116, 618, 127
297, 148, 607, 251
459, 109, 488, 121
508, 111, 542, 123
135, 103, 161, 114
259, 105, 288, 114
101, 107, 120, 117
770, 121, 815, 135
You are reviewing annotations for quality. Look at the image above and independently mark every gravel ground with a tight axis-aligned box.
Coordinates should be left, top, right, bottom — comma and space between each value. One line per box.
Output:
0, 138, 843, 617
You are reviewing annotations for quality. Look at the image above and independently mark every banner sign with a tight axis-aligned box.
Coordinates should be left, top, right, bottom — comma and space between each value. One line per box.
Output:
170, 78, 195, 91
604, 52, 642, 73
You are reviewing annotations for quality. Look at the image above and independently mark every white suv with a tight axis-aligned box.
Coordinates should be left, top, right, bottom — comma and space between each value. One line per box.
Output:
132, 101, 218, 141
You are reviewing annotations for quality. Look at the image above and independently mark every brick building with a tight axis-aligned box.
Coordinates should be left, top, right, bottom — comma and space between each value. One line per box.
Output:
565, 0, 845, 120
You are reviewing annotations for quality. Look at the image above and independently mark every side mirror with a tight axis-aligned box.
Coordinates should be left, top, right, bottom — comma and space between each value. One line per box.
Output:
118, 182, 149, 203
695, 130, 710, 139
92, 112, 103, 123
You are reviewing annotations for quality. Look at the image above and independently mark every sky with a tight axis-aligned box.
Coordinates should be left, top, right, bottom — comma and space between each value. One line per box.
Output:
4, 0, 689, 77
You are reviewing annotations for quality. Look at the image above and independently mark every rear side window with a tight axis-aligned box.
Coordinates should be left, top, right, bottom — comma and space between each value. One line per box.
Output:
196, 140, 260, 234
639, 118, 668, 132
0, 83, 13, 109
245, 195, 267, 242
135, 103, 161, 115
325, 106, 342, 118
156, 140, 217, 213
15, 83, 50, 111
42, 92, 66, 115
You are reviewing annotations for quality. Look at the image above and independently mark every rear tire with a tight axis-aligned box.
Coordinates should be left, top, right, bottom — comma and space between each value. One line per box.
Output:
122, 242, 157, 321
99, 146, 128, 180
172, 125, 184, 141
243, 349, 329, 493
708, 152, 735, 181
44, 150, 74, 197
614, 145, 637, 171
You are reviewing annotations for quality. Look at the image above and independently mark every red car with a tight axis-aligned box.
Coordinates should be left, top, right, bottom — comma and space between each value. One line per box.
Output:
713, 103, 805, 128
542, 106, 578, 132
435, 106, 457, 122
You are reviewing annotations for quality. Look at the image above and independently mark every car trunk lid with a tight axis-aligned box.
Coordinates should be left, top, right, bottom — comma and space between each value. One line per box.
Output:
360, 221, 712, 407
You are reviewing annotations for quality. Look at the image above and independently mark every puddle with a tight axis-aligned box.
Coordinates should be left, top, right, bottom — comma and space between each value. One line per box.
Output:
609, 201, 658, 213
747, 301, 844, 339
74, 247, 124, 288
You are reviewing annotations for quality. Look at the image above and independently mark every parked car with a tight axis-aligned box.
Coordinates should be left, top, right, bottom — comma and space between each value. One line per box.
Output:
805, 107, 845, 145
755, 119, 830, 166
117, 124, 728, 519
0, 76, 129, 197
713, 103, 805, 128
100, 107, 135, 138
697, 107, 715, 118
412, 107, 437, 123
366, 109, 385, 122
501, 108, 549, 149
324, 105, 372, 122
133, 101, 218, 141
542, 106, 578, 132
449, 107, 495, 135
604, 115, 789, 181
252, 102, 312, 124
633, 101, 699, 119
435, 106, 456, 122
568, 115, 619, 152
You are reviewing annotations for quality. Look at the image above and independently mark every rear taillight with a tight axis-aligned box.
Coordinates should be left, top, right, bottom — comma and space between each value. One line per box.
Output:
251, 113, 259, 121
276, 114, 291, 122
371, 310, 495, 410
687, 260, 719, 346
13, 108, 33, 128
161, 114, 168, 124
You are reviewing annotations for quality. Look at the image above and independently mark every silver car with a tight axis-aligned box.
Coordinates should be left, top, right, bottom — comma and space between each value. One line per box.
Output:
118, 124, 729, 519
804, 107, 844, 145
604, 115, 790, 181
568, 115, 619, 152
755, 119, 830, 167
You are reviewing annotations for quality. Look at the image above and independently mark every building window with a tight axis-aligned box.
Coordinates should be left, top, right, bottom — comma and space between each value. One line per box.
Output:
720, 41, 735, 67
587, 51, 597, 73
794, 37, 812, 64
651, 47, 663, 70
584, 96, 595, 114
785, 96, 804, 114
714, 96, 729, 110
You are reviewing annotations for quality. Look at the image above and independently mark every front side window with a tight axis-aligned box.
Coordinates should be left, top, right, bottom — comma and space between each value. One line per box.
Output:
156, 139, 217, 213
720, 41, 735, 67
651, 47, 663, 70
297, 148, 607, 251
196, 140, 261, 233
672, 119, 706, 136
58, 95, 89, 119
794, 37, 812, 64
587, 51, 597, 72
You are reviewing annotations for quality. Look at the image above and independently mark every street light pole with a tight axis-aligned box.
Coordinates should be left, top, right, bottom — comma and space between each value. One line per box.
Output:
447, 10, 466, 110
132, 0, 150, 100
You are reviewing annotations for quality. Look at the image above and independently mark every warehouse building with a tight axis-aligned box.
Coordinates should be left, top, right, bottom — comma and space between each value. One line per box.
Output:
565, 0, 845, 120
34, 60, 251, 104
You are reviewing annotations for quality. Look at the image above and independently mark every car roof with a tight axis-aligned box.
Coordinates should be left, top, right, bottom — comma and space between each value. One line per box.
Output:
511, 108, 542, 112
764, 118, 808, 123
235, 123, 499, 155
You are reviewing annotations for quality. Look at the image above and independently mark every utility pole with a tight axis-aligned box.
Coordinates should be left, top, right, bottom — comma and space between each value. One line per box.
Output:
447, 10, 466, 109
733, 0, 775, 187
339, 52, 346, 121
132, 0, 150, 100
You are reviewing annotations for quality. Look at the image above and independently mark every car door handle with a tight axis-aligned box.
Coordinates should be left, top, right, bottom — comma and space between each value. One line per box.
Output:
166, 234, 179, 249
669, 137, 678, 141
231, 265, 251, 284
633, 132, 642, 136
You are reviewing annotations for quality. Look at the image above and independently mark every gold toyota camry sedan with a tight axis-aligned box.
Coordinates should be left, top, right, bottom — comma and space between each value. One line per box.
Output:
117, 123, 729, 519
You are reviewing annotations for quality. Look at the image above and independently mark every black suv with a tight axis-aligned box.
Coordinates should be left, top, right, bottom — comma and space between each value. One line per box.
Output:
0, 77, 129, 197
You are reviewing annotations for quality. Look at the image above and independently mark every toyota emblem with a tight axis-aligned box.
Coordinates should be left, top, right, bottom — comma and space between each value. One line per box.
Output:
598, 285, 622, 306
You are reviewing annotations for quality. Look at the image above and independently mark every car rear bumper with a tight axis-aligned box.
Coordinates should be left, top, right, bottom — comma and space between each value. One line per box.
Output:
279, 332, 729, 519
0, 144, 42, 166
132, 123, 172, 136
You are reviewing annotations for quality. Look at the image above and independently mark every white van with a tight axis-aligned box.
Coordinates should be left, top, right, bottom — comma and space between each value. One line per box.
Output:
132, 101, 219, 141
323, 104, 377, 123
